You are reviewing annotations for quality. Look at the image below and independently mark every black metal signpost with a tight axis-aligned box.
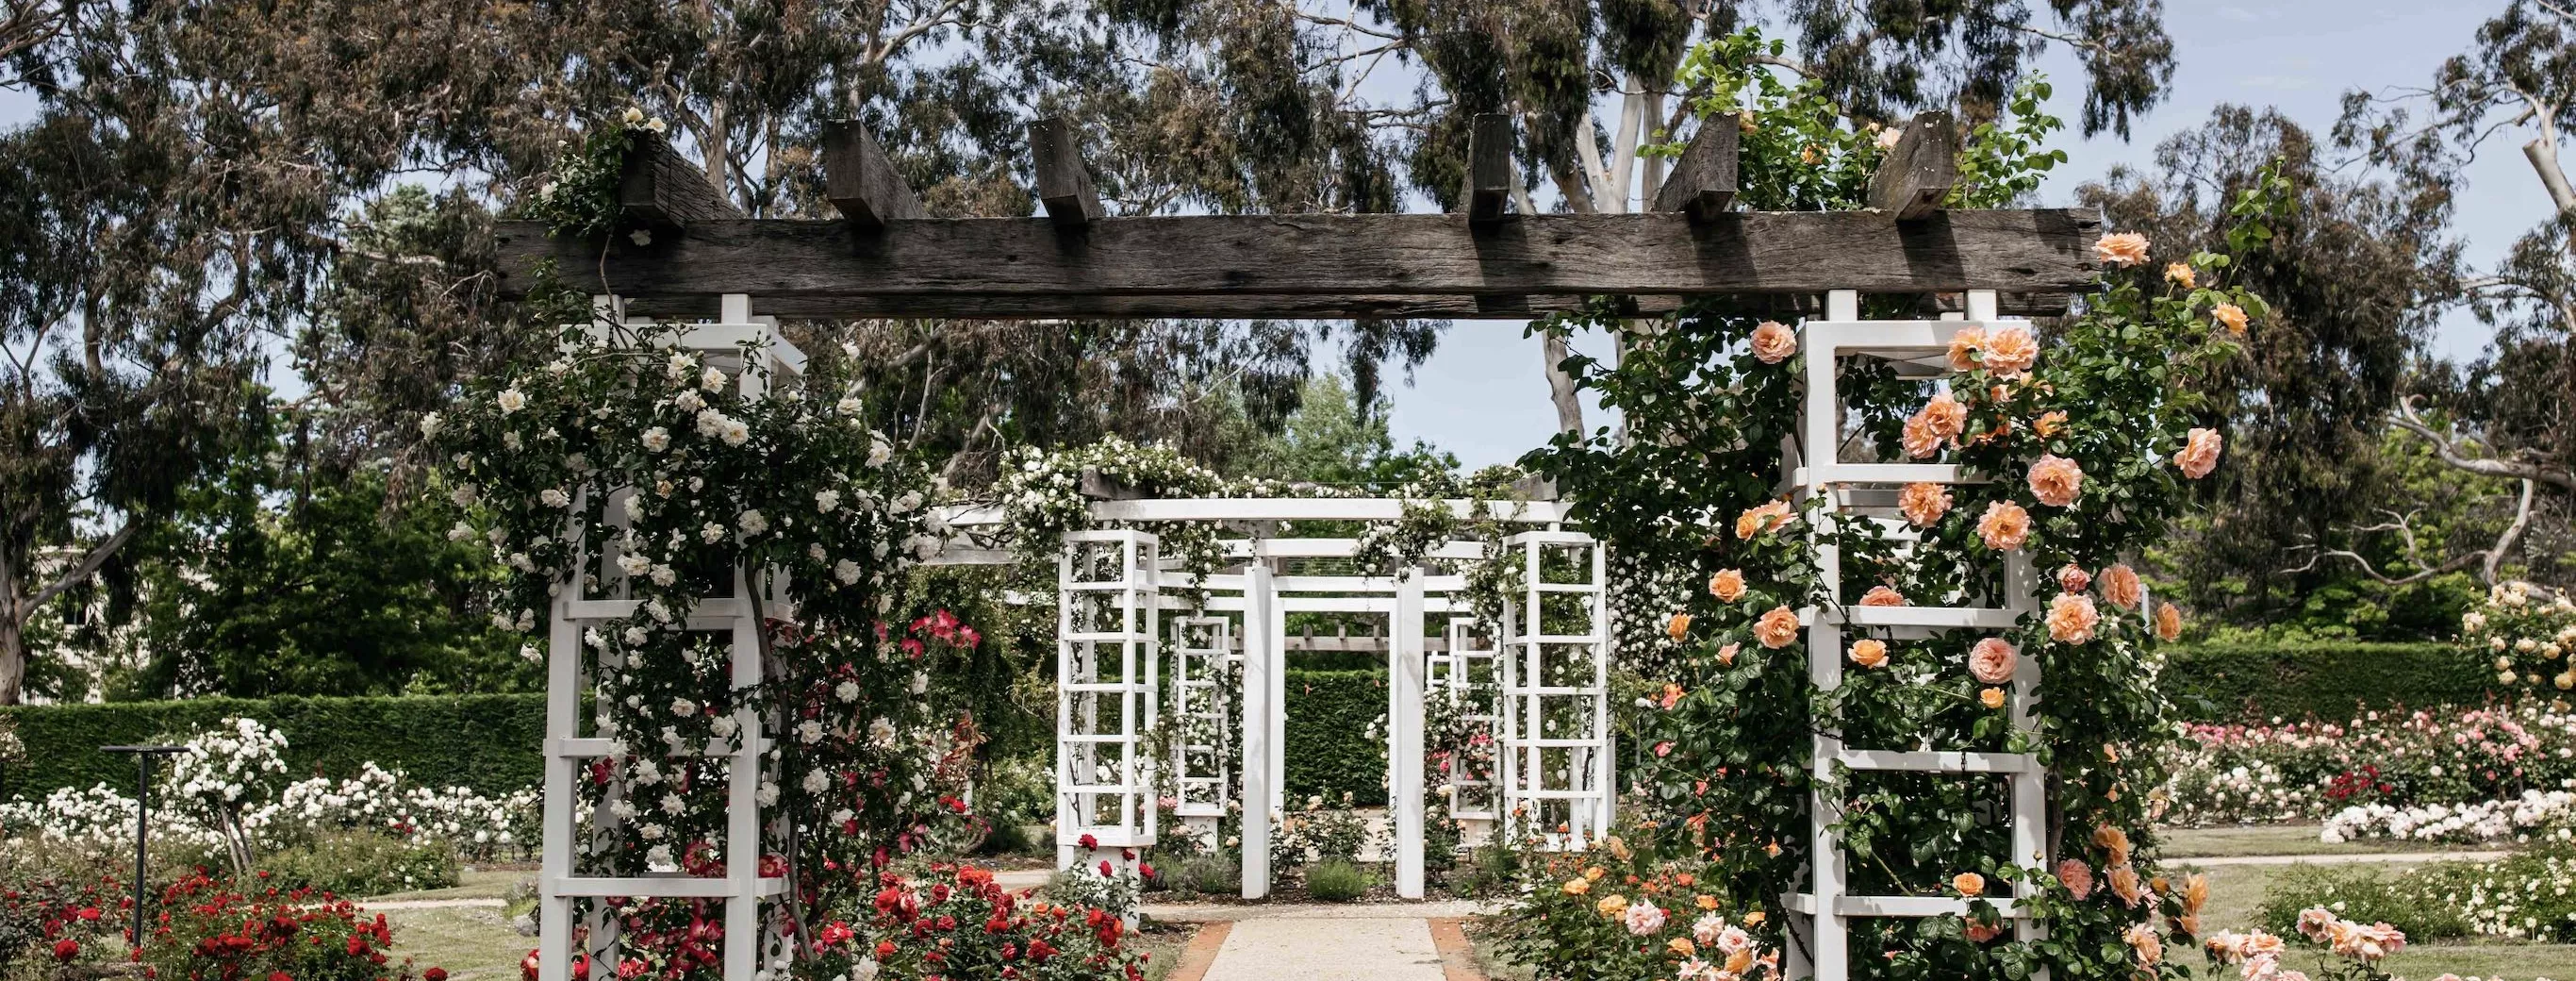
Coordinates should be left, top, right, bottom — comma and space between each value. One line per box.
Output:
100, 744, 186, 951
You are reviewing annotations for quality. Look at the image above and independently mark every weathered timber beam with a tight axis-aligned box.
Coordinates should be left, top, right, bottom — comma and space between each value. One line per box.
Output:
1462, 113, 1512, 224
1652, 120, 1739, 222
493, 208, 2099, 300
822, 121, 925, 232
1028, 117, 1104, 226
619, 133, 744, 231
607, 290, 2074, 322
1867, 110, 1958, 220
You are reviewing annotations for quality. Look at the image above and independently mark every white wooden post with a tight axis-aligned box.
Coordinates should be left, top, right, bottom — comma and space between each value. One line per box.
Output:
1389, 571, 1428, 897
1238, 560, 1276, 899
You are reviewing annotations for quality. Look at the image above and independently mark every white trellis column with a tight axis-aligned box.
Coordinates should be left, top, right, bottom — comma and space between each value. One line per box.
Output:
1497, 531, 1612, 849
538, 294, 801, 981
1431, 618, 1502, 824
1237, 560, 1277, 898
1388, 571, 1428, 897
1055, 529, 1161, 872
1169, 615, 1234, 848
1785, 289, 2049, 981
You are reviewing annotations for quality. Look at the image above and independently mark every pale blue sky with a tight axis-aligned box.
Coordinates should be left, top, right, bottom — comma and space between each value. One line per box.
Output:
1382, 1, 2557, 468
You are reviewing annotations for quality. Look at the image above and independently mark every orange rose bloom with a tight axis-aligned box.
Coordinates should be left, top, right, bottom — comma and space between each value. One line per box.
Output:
2098, 563, 2143, 610
2155, 603, 2184, 641
1859, 586, 1906, 607
1975, 500, 2032, 552
1965, 920, 2004, 943
1969, 637, 2017, 684
2212, 303, 2249, 337
1716, 642, 1740, 666
2176, 427, 2223, 479
2055, 858, 2095, 900
1979, 687, 2006, 708
1749, 321, 1798, 364
2105, 863, 2148, 907
2125, 923, 2165, 967
1920, 392, 1967, 440
1981, 325, 2039, 376
2093, 231, 2150, 266
2047, 592, 2102, 644
1898, 482, 1953, 527
1952, 873, 1986, 897
2027, 454, 2085, 507
2164, 262, 2197, 288
1754, 606, 1801, 649
1709, 569, 1747, 603
1850, 639, 1889, 668
1946, 325, 1987, 372
1901, 414, 1944, 459
2181, 873, 2210, 915
2034, 410, 2067, 439
2091, 824, 2134, 866
2056, 564, 2092, 593
1667, 612, 1693, 642
1735, 500, 1795, 540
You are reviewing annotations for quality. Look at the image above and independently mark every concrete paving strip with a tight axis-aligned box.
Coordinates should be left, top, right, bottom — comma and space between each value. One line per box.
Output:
2172, 851, 2508, 866
1198, 915, 1450, 981
365, 898, 509, 909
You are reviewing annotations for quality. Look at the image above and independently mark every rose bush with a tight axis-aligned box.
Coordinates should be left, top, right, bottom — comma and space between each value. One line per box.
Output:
2458, 581, 2576, 690
2155, 701, 2576, 830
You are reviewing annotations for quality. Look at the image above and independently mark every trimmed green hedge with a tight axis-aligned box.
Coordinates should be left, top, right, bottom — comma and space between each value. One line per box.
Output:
1284, 670, 1390, 806
2159, 642, 2502, 723
0, 693, 544, 799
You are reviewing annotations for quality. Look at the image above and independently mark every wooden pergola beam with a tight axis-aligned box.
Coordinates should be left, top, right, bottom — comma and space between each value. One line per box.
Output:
496, 208, 2098, 304
1653, 121, 1739, 222
822, 121, 925, 232
1867, 111, 1958, 220
1029, 117, 1104, 226
1462, 113, 1512, 224
607, 290, 2076, 322
619, 133, 744, 231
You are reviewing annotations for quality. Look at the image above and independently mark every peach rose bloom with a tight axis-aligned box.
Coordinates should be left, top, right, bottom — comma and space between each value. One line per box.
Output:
2094, 231, 2150, 266
1898, 482, 1952, 526
2034, 410, 2067, 439
1753, 606, 1801, 649
1709, 568, 1747, 603
2164, 262, 2196, 288
2098, 563, 2143, 610
1716, 642, 1740, 666
1667, 612, 1693, 642
1975, 500, 2032, 552
1964, 921, 2003, 943
2176, 427, 2223, 479
1749, 321, 1798, 364
2125, 923, 2164, 967
2091, 824, 2133, 866
1981, 325, 2039, 376
2027, 454, 2085, 507
2155, 603, 2184, 641
1946, 325, 1987, 372
2056, 858, 2096, 900
2106, 863, 2148, 907
1979, 687, 2005, 708
2212, 303, 2249, 337
1850, 639, 1889, 669
1735, 499, 1795, 540
2182, 873, 2210, 916
1920, 391, 1967, 440
2047, 592, 2102, 644
2056, 564, 2091, 593
1901, 413, 1944, 459
1952, 873, 1985, 897
1969, 637, 2017, 684
1858, 585, 1906, 607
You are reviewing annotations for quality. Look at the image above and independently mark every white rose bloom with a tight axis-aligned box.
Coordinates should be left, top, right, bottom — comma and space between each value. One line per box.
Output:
623, 626, 649, 644
831, 808, 854, 824
498, 389, 527, 414
891, 490, 922, 513
801, 769, 830, 794
670, 698, 697, 717
834, 559, 862, 584
909, 673, 929, 695
641, 427, 671, 453
540, 488, 570, 508
646, 844, 675, 867
798, 720, 825, 743
702, 523, 728, 543
867, 717, 899, 749
852, 959, 880, 981
447, 522, 475, 542
836, 396, 863, 415
451, 484, 479, 507
419, 411, 442, 438
502, 431, 522, 452
673, 391, 704, 412
835, 680, 862, 703
660, 793, 685, 815
520, 644, 541, 662
710, 715, 738, 738
816, 490, 841, 513
649, 564, 677, 587
757, 781, 780, 806
720, 419, 751, 446
867, 440, 893, 468
738, 509, 768, 536
618, 553, 651, 575
695, 408, 728, 437
701, 367, 727, 391
622, 493, 646, 520
645, 598, 672, 623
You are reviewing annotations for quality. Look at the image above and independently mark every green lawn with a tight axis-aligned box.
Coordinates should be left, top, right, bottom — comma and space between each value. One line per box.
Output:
2159, 824, 2469, 858
369, 869, 529, 903
387, 906, 530, 981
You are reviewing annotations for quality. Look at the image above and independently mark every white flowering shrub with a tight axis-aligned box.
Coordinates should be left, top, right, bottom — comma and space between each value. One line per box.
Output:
163, 716, 290, 872
2459, 580, 2576, 690
2321, 790, 2576, 845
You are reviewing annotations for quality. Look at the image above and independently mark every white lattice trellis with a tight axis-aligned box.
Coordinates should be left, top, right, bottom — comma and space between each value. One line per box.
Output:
1781, 290, 2049, 981
1055, 529, 1162, 867
1430, 617, 1501, 821
1168, 615, 1234, 820
1498, 531, 1613, 848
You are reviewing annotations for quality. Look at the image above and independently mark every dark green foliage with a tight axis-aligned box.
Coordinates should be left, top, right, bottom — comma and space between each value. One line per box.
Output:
1301, 859, 1371, 902
254, 831, 460, 898
1283, 669, 1389, 806
2159, 643, 2502, 723
0, 693, 545, 799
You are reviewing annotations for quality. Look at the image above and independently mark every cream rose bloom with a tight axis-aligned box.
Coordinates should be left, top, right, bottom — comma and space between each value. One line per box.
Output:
1749, 321, 1798, 364
1849, 639, 1889, 669
1975, 500, 2032, 551
1898, 482, 1952, 526
2093, 231, 2150, 266
1754, 606, 1801, 649
2176, 427, 2223, 479
1709, 569, 1747, 603
2047, 592, 2102, 644
2098, 563, 2143, 610
2027, 454, 2085, 507
1969, 638, 2017, 684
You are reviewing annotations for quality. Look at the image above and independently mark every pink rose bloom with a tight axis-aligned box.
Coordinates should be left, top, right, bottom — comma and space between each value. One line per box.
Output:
2056, 564, 2091, 593
1623, 901, 1667, 937
1898, 482, 1952, 526
1970, 638, 2018, 684
1975, 500, 2032, 552
2177, 427, 2223, 478
1749, 321, 1798, 364
2055, 858, 2095, 900
2098, 564, 2143, 610
1946, 325, 1987, 372
2027, 454, 2084, 507
2047, 592, 2102, 644
1981, 325, 2039, 376
2094, 231, 2151, 266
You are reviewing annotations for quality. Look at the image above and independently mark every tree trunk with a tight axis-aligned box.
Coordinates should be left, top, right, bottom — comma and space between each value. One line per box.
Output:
0, 611, 24, 707
2527, 138, 2576, 218
1542, 332, 1585, 436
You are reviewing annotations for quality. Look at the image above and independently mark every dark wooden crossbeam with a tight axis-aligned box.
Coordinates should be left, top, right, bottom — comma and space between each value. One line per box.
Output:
610, 290, 2074, 322
822, 121, 925, 232
1653, 121, 1739, 222
619, 134, 744, 231
1028, 118, 1104, 226
1867, 111, 1958, 220
1462, 113, 1512, 224
495, 208, 2099, 312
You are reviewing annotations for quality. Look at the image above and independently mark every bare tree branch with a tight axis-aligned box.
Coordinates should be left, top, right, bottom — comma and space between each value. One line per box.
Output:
2390, 395, 2576, 491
